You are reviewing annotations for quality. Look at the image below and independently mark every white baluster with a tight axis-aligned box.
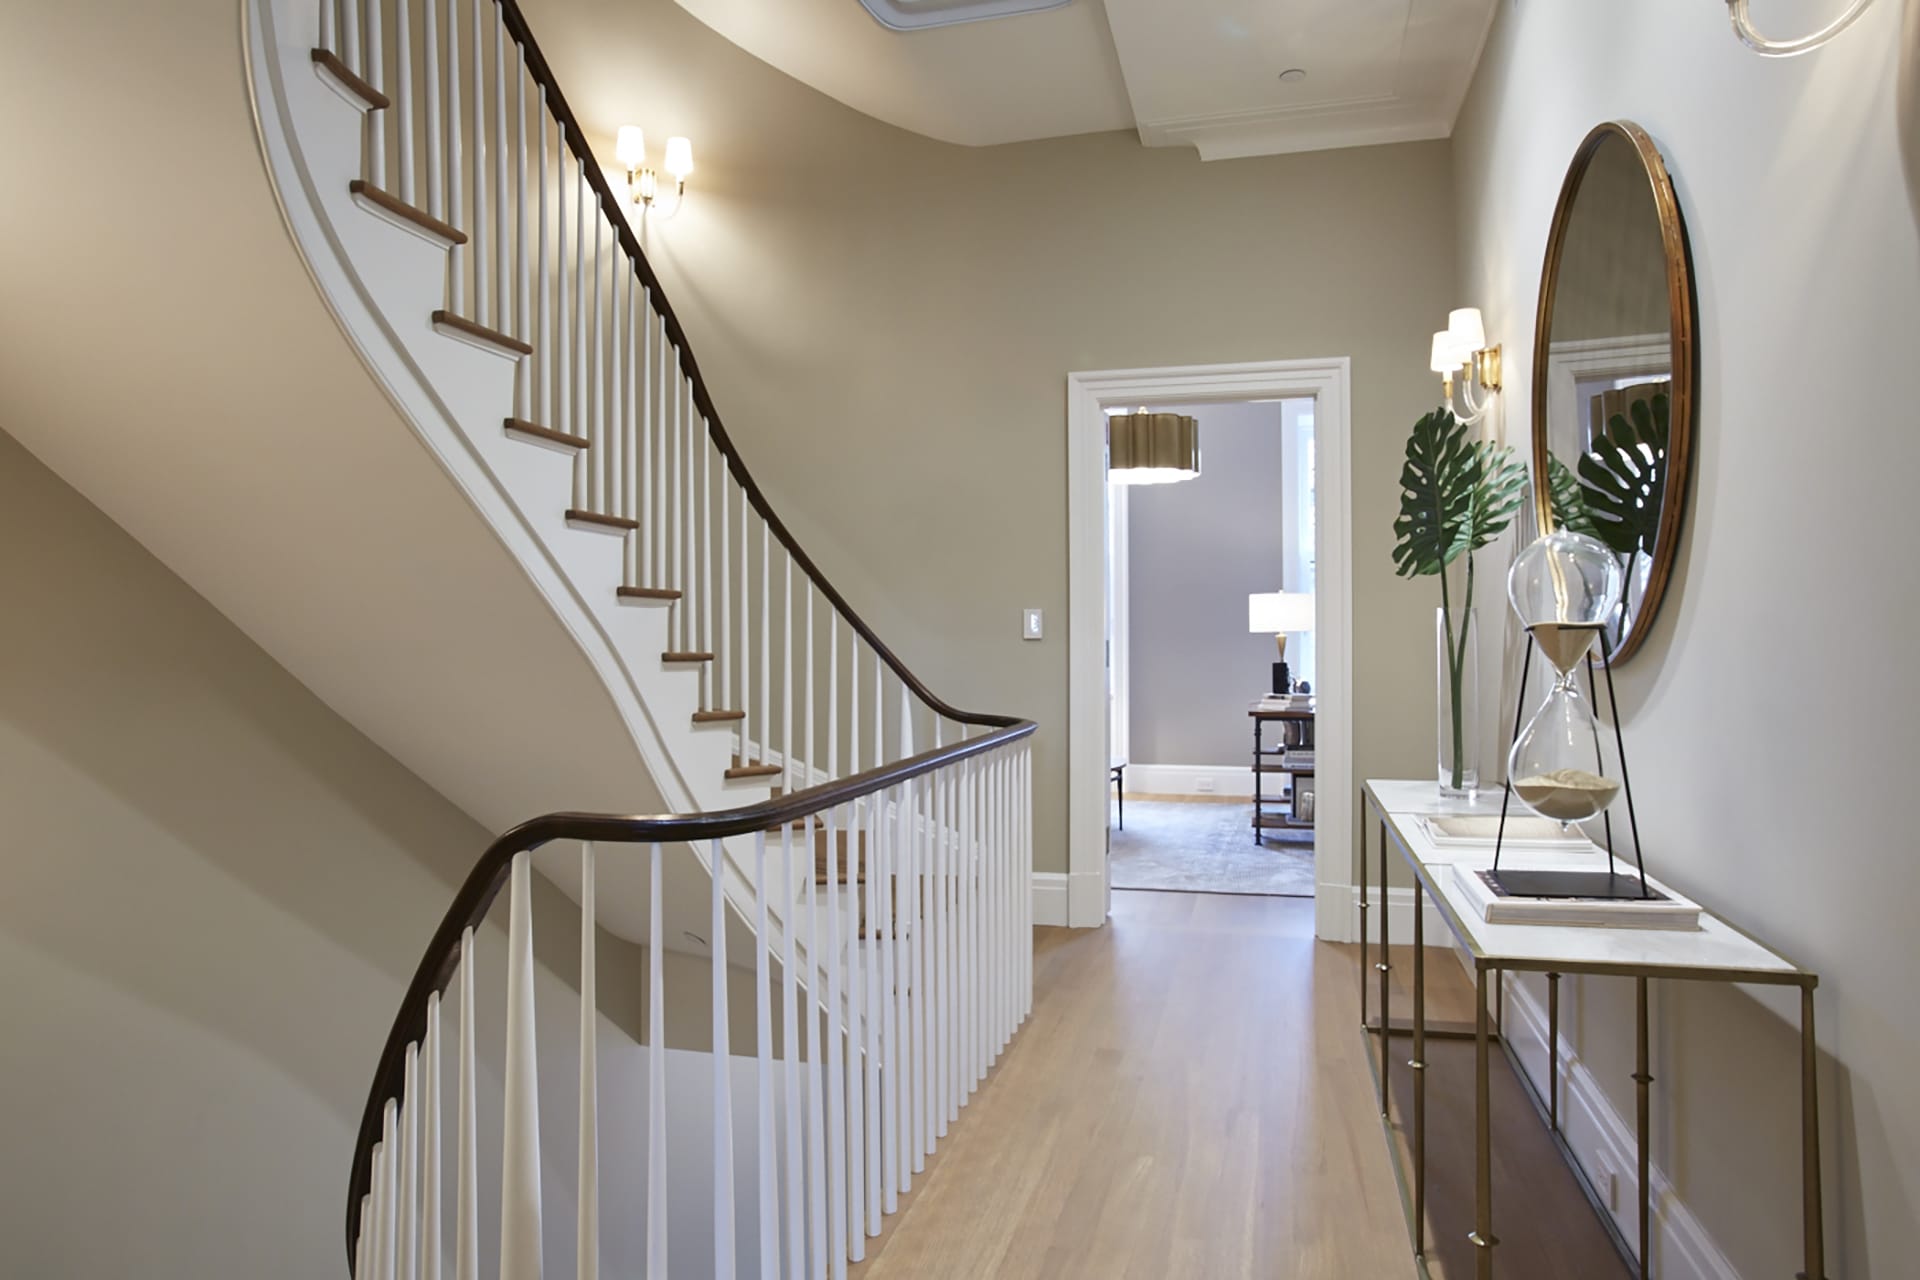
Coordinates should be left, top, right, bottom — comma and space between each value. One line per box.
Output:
500, 852, 543, 1280
366, 0, 385, 183
534, 99, 548, 425
737, 490, 751, 749
934, 761, 950, 1138
320, 0, 336, 55
589, 213, 602, 511
824, 808, 848, 1279
647, 844, 668, 1279
344, 0, 361, 73
711, 840, 737, 1280
880, 780, 900, 1210
423, 993, 443, 1280
826, 619, 838, 784
490, 5, 507, 331
803, 815, 828, 1280
468, 0, 486, 325
423, 0, 441, 220
847, 641, 858, 782
682, 379, 696, 653
443, 0, 462, 314
846, 805, 867, 1258
456, 928, 479, 1280
514, 42, 529, 417
911, 769, 927, 1170
395, 0, 413, 205
400, 1043, 420, 1280
865, 788, 884, 1228
759, 518, 771, 769
717, 474, 730, 713
557, 150, 572, 460
579, 843, 599, 1280
754, 831, 778, 1280
782, 552, 794, 792
701, 433, 713, 700
573, 167, 586, 455
370, 1127, 390, 1280
357, 1193, 371, 1280
964, 758, 977, 1091
780, 825, 806, 1278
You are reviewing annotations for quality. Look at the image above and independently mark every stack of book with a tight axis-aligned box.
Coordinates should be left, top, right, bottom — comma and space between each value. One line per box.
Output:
1257, 691, 1314, 711
1281, 749, 1316, 770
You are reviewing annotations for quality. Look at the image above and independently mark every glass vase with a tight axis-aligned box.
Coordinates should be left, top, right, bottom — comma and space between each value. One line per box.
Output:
1436, 605, 1480, 799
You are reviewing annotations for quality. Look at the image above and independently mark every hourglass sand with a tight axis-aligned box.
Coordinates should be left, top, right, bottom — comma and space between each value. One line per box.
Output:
1493, 531, 1652, 900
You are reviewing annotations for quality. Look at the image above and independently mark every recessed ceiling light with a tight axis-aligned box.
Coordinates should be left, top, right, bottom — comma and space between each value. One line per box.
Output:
1278, 68, 1308, 83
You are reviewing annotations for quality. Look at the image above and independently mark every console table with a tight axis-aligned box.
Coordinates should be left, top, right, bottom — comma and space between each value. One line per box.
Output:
1249, 703, 1314, 842
1359, 779, 1825, 1280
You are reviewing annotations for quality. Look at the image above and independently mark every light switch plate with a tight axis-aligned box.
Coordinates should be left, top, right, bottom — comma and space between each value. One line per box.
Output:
1023, 608, 1044, 640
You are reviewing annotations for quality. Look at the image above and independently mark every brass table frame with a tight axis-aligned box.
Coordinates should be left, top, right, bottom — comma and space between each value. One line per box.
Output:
1358, 781, 1826, 1280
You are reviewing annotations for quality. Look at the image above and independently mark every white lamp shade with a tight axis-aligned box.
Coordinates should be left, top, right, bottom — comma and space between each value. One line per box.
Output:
1447, 306, 1487, 352
664, 136, 694, 179
616, 125, 646, 169
1430, 330, 1464, 373
1248, 591, 1315, 635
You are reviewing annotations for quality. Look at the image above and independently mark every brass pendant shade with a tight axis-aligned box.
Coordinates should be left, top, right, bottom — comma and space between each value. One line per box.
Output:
1107, 412, 1201, 485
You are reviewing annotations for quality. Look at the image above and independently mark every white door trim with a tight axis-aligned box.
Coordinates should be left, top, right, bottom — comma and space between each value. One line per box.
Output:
1067, 359, 1354, 938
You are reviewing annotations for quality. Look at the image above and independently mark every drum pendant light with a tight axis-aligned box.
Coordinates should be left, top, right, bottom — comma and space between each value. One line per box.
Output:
1107, 411, 1201, 485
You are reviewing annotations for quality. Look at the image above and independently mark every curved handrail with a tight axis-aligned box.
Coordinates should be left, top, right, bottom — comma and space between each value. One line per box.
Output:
493, 1, 1011, 732
344, 718, 1036, 1258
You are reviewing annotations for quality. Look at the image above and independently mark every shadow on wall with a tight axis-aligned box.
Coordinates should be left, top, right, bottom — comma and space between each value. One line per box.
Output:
1905, 0, 1920, 223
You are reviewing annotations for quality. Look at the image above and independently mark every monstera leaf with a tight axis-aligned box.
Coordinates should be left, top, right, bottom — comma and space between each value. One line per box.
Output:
1392, 407, 1529, 579
1546, 453, 1600, 538
1578, 393, 1669, 559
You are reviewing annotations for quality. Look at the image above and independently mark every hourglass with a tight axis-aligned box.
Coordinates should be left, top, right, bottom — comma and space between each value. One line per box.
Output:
1492, 530, 1652, 899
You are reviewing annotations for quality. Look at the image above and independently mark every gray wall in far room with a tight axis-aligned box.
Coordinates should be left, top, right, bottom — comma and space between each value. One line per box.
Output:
1127, 400, 1294, 765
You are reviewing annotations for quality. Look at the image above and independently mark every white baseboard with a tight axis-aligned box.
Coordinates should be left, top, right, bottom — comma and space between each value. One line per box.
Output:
1120, 763, 1261, 800
1500, 977, 1740, 1280
1032, 871, 1106, 929
1312, 882, 1448, 946
1032, 873, 1069, 927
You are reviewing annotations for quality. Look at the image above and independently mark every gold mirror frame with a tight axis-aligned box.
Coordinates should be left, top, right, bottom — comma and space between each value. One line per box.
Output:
1530, 121, 1697, 665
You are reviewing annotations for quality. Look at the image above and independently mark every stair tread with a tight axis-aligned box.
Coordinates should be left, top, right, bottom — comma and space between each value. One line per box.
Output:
725, 762, 784, 779
616, 585, 681, 601
664, 650, 716, 663
567, 508, 640, 532
431, 310, 533, 357
349, 180, 466, 245
692, 709, 746, 723
504, 418, 587, 449
310, 49, 391, 111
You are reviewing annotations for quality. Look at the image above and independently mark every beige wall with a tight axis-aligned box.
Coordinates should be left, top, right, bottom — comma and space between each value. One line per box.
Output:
0, 426, 775, 1274
523, 0, 1459, 880
1453, 1, 1920, 1273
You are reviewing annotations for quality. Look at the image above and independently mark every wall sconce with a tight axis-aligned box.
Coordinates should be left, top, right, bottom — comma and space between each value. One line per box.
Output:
1725, 0, 1874, 56
1429, 307, 1501, 427
617, 125, 693, 217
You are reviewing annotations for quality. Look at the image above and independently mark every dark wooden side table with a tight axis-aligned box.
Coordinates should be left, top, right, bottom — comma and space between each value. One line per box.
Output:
1249, 702, 1314, 844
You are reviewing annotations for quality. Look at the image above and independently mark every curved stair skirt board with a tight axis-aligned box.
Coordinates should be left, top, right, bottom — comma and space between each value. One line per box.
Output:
248, 0, 806, 958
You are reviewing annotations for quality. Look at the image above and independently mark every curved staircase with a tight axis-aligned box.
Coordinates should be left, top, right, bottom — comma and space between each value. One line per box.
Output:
243, 0, 1036, 1273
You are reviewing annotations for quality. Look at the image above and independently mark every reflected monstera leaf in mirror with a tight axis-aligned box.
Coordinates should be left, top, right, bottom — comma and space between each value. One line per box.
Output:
1530, 122, 1695, 663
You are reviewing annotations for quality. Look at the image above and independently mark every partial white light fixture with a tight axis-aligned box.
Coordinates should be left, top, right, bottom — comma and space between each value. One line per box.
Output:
1107, 409, 1201, 485
1248, 591, 1315, 693
618, 125, 693, 217
856, 0, 1070, 30
1429, 306, 1501, 427
1725, 0, 1874, 56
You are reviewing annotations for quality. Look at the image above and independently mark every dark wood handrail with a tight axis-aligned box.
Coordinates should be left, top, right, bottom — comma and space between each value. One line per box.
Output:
494, 1, 1014, 734
344, 719, 1036, 1261
336, 0, 1036, 1263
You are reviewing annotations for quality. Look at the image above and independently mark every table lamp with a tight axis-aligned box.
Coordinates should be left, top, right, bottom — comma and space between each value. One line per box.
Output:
1248, 592, 1314, 694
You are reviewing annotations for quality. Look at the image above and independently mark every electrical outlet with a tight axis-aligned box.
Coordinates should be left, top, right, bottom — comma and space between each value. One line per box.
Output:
1195, 776, 1216, 794
1022, 608, 1044, 640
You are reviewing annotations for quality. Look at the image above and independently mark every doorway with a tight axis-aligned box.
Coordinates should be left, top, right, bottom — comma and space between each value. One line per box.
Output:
1066, 360, 1353, 939
1105, 398, 1317, 897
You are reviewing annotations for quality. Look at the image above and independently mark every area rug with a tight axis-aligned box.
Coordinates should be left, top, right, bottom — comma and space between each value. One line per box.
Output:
1109, 798, 1315, 897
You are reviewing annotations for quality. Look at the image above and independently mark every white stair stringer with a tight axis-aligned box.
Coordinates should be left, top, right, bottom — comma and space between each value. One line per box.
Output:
245, 0, 777, 949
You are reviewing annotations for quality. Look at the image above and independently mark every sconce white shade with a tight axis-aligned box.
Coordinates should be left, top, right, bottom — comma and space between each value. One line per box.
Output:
1430, 331, 1465, 373
1248, 591, 1315, 635
664, 136, 694, 180
616, 125, 646, 169
1447, 307, 1487, 352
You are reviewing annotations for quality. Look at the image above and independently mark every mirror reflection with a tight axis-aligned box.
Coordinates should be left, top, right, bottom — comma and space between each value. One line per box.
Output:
1533, 123, 1692, 663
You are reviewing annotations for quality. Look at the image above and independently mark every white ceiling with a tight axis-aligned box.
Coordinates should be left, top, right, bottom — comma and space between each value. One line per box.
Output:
672, 0, 1499, 157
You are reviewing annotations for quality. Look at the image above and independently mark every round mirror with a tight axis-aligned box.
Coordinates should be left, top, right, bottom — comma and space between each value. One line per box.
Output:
1530, 121, 1696, 664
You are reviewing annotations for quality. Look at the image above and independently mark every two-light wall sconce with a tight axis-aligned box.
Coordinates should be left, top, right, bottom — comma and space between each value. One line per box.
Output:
617, 127, 693, 216
1724, 0, 1874, 56
1429, 307, 1500, 427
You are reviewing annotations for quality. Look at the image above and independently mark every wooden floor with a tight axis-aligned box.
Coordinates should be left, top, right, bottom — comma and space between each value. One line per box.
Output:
848, 889, 1629, 1280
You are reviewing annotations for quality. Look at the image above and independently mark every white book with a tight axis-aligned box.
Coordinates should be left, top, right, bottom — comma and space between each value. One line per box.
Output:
1451, 862, 1702, 931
